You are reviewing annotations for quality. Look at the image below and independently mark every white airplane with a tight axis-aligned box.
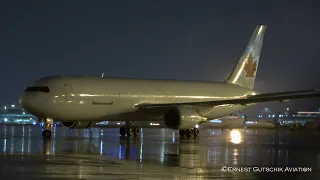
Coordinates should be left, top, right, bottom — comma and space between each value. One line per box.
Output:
20, 25, 320, 138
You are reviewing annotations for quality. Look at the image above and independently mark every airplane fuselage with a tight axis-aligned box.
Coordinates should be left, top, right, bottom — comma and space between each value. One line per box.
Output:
20, 76, 256, 122
19, 25, 320, 139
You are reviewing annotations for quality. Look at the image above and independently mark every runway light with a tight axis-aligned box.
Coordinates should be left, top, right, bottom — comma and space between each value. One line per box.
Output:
32, 122, 36, 125
117, 122, 120, 125
4, 118, 8, 122
4, 106, 6, 110
23, 112, 25, 114
11, 104, 15, 107
195, 124, 199, 128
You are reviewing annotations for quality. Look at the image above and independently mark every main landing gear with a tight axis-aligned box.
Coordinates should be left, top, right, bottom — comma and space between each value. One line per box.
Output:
119, 127, 140, 136
41, 118, 53, 138
179, 128, 199, 137
119, 121, 140, 137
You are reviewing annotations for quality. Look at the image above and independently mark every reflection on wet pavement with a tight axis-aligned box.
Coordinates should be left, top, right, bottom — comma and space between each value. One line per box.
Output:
0, 125, 320, 179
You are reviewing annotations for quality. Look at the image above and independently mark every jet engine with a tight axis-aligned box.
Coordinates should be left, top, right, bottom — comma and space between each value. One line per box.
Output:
61, 121, 92, 129
163, 107, 206, 130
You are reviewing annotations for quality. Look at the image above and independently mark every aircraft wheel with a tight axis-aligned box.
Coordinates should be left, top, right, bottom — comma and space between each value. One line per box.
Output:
185, 129, 192, 137
42, 130, 52, 138
193, 128, 199, 136
179, 130, 186, 136
127, 127, 134, 136
120, 127, 126, 136
133, 128, 140, 136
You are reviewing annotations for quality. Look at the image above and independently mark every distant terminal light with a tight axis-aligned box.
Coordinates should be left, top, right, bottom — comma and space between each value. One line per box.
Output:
210, 119, 222, 123
1, 104, 37, 125
245, 121, 257, 124
297, 112, 320, 114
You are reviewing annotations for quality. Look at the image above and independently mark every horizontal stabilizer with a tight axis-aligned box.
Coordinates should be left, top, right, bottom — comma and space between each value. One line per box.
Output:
248, 89, 319, 98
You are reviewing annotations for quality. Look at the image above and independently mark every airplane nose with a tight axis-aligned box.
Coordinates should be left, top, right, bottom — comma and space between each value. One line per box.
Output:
20, 94, 29, 109
20, 92, 47, 117
20, 93, 36, 114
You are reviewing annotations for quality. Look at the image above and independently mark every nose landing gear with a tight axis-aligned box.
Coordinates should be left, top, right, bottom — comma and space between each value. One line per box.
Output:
42, 129, 52, 138
41, 118, 54, 138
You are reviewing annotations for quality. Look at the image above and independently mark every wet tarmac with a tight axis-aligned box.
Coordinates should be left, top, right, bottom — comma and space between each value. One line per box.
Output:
0, 125, 320, 179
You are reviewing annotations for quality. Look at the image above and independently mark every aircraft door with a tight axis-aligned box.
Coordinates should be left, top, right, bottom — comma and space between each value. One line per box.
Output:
64, 84, 73, 102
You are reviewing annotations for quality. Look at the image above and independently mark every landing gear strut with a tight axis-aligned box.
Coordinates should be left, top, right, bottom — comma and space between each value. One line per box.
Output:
41, 118, 53, 138
179, 128, 199, 137
119, 127, 140, 136
119, 121, 140, 137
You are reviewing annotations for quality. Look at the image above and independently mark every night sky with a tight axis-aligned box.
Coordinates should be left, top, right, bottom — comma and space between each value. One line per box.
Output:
1, 0, 319, 115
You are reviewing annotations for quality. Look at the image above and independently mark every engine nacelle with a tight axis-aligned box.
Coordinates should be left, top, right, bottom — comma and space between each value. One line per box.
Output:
61, 121, 92, 129
163, 107, 206, 130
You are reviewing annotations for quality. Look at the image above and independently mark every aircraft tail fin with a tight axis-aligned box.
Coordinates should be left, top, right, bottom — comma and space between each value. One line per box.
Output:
225, 25, 266, 89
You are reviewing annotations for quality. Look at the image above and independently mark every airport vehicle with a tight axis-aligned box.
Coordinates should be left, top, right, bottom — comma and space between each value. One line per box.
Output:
20, 25, 320, 138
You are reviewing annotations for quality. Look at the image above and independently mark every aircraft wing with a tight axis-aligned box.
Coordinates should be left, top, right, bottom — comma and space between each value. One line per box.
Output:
136, 89, 320, 109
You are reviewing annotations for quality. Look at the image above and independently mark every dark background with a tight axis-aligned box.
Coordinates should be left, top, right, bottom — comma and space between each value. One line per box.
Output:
0, 0, 319, 115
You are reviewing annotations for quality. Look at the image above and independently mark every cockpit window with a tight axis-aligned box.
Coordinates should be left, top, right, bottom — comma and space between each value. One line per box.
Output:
24, 86, 50, 93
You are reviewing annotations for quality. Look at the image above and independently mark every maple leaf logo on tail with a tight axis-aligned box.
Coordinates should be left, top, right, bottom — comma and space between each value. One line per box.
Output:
225, 25, 266, 89
244, 53, 257, 78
